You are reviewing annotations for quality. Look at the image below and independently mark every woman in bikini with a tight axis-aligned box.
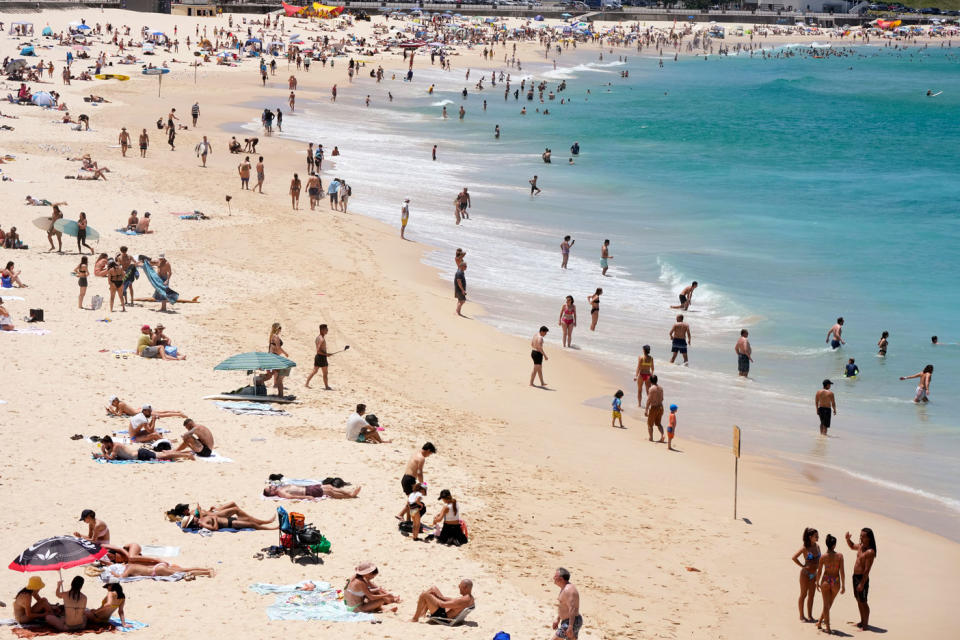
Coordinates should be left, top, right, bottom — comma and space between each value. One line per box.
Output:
557, 295, 577, 348
106, 259, 125, 312
100, 562, 215, 581
86, 583, 128, 628
290, 173, 301, 210
634, 345, 654, 407
268, 323, 290, 397
588, 288, 602, 331
791, 527, 820, 622
77, 211, 93, 254
344, 563, 400, 613
815, 534, 844, 633
45, 576, 87, 632
94, 252, 109, 277
75, 256, 89, 309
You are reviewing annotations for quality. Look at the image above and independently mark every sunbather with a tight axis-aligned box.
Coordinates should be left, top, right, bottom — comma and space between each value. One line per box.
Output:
0, 298, 13, 331
411, 580, 474, 623
165, 501, 276, 525
86, 583, 127, 628
263, 482, 361, 500
96, 436, 195, 462
44, 577, 87, 632
13, 577, 59, 624
344, 563, 400, 613
175, 418, 215, 457
107, 396, 184, 419
180, 511, 277, 531
99, 562, 214, 580
2, 261, 26, 287
70, 167, 109, 180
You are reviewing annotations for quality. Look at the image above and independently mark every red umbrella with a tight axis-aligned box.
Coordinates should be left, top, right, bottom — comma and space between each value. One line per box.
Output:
9, 536, 107, 573
399, 41, 426, 49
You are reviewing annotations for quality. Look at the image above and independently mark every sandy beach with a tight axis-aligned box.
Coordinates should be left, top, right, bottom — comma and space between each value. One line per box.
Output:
0, 8, 957, 639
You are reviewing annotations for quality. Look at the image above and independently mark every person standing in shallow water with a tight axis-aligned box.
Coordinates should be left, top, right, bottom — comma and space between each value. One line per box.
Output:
899, 364, 933, 403
587, 288, 602, 331
815, 379, 836, 435
600, 239, 612, 276
826, 317, 845, 349
560, 235, 574, 269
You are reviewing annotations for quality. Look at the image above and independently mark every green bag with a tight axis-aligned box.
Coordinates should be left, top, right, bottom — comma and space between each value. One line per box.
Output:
311, 536, 332, 554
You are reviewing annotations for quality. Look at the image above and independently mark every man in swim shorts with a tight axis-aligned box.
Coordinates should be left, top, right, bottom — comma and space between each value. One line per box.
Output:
645, 375, 665, 442
411, 580, 474, 622
815, 379, 836, 436
669, 314, 692, 365
671, 281, 698, 310
530, 326, 549, 387
305, 324, 331, 389
600, 239, 612, 276
735, 329, 752, 377
397, 443, 436, 519
552, 568, 581, 639
176, 418, 214, 457
826, 317, 845, 349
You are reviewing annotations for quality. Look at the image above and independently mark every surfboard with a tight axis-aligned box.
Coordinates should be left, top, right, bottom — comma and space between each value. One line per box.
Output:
203, 394, 299, 404
94, 73, 130, 81
54, 218, 100, 242
32, 216, 53, 231
930, 91, 942, 97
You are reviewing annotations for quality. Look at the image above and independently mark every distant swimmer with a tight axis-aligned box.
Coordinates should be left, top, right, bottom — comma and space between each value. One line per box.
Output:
494, 124, 500, 139
826, 318, 845, 349
877, 331, 889, 356
815, 379, 836, 436
600, 239, 613, 276
542, 148, 552, 163
669, 314, 691, 365
900, 364, 933, 403
671, 281, 698, 310
560, 235, 575, 269
735, 329, 753, 377
529, 175, 541, 196
844, 358, 859, 378
570, 141, 580, 156
927, 90, 942, 97
568, 158, 575, 165
931, 335, 939, 345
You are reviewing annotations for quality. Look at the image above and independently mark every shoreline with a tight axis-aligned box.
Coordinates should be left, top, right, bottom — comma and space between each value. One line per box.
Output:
1, 9, 958, 639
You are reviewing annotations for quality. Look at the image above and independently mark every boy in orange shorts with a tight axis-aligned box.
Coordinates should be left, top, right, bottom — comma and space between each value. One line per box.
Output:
667, 404, 678, 451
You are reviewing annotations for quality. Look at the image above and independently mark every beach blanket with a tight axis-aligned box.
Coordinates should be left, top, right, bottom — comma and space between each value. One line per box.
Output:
215, 401, 290, 417
195, 451, 233, 463
9, 328, 50, 335
115, 228, 142, 235
94, 457, 172, 465
177, 522, 254, 535
10, 619, 147, 637
99, 571, 185, 584
139, 545, 179, 557
248, 581, 374, 622
137, 255, 178, 304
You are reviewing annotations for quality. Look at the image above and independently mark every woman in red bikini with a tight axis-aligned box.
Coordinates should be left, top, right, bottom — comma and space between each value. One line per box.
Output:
634, 345, 654, 407
557, 295, 577, 348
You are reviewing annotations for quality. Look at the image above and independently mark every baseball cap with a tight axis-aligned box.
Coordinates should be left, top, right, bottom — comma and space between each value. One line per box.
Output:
437, 489, 452, 501
669, 404, 678, 412
79, 509, 95, 521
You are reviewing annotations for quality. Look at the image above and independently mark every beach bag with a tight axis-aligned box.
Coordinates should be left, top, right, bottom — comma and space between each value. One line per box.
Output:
90, 294, 103, 310
313, 535, 331, 554
493, 633, 510, 640
279, 533, 293, 549
27, 308, 44, 323
290, 512, 305, 531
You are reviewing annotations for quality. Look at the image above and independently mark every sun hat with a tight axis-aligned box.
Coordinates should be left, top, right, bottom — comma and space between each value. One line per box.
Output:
356, 562, 377, 576
141, 324, 151, 332
26, 576, 45, 591
109, 395, 118, 403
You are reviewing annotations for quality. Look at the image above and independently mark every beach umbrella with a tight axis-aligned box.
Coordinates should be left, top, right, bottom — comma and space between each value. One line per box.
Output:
399, 41, 425, 48
76, 24, 91, 31
9, 536, 107, 573
142, 67, 170, 97
561, 12, 572, 17
214, 352, 296, 372
31, 91, 55, 107
4, 59, 26, 74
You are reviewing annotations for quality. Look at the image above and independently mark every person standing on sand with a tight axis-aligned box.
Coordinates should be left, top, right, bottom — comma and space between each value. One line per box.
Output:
454, 262, 467, 316
289, 173, 301, 210
600, 239, 612, 276
254, 156, 265, 193
191, 102, 199, 127
815, 534, 845, 634
76, 212, 92, 255
670, 281, 698, 310
791, 527, 820, 623
558, 295, 577, 347
552, 568, 581, 640
118, 128, 130, 157
530, 326, 549, 387
138, 129, 148, 158
560, 235, 574, 269
845, 528, 877, 631
669, 314, 691, 365
587, 288, 602, 331
644, 375, 665, 442
166, 124, 176, 151
397, 443, 436, 520
634, 345, 654, 407
826, 317, 845, 349
611, 390, 624, 429
401, 198, 410, 239
304, 324, 331, 390
75, 256, 89, 309
196, 136, 212, 168
815, 379, 836, 436
899, 364, 933, 403
238, 157, 251, 190
735, 329, 753, 377
289, 91, 296, 112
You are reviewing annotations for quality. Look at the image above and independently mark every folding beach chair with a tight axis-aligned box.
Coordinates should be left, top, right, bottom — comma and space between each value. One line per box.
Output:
427, 605, 476, 627
276, 505, 318, 563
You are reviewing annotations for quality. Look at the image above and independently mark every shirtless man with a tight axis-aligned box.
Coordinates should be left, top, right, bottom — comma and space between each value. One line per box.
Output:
304, 324, 331, 389
397, 443, 436, 520
125, 211, 139, 232
900, 364, 934, 403
176, 418, 214, 457
197, 136, 212, 168
238, 156, 251, 189
826, 317, 845, 349
560, 235, 574, 269
552, 568, 582, 640
154, 254, 172, 312
644, 375, 665, 442
845, 528, 877, 631
138, 128, 149, 157
306, 173, 322, 210
669, 314, 692, 365
262, 482, 361, 500
106, 396, 184, 419
411, 579, 474, 623
97, 436, 195, 462
815, 379, 836, 436
600, 239, 612, 276
530, 325, 549, 387
118, 127, 130, 157
73, 509, 110, 544
735, 329, 753, 377
136, 212, 152, 234
454, 188, 471, 225
117, 246, 136, 305
671, 281, 698, 310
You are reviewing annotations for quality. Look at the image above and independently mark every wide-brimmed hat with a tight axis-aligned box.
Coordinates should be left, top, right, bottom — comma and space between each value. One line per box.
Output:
26, 576, 45, 591
356, 562, 377, 576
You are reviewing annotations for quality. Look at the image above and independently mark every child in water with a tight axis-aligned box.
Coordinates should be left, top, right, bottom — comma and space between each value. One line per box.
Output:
844, 358, 859, 378
611, 390, 624, 429
667, 404, 678, 451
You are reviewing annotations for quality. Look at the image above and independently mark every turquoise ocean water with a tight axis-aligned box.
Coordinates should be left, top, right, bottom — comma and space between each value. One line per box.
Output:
271, 43, 960, 538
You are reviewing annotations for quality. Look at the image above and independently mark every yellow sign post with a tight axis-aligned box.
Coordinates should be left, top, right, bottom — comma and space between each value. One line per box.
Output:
733, 426, 741, 520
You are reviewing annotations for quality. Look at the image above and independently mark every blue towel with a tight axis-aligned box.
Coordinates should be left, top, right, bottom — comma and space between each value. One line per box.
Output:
94, 456, 171, 465
177, 522, 254, 534
110, 618, 148, 632
137, 255, 179, 304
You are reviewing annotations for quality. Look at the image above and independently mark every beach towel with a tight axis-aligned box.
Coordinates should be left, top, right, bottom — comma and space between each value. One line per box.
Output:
139, 545, 179, 557
137, 255, 178, 304
10, 619, 146, 637
177, 522, 254, 535
266, 590, 375, 623
99, 571, 185, 584
115, 228, 142, 235
93, 457, 172, 465
215, 401, 290, 416
9, 328, 51, 335
249, 580, 331, 595
194, 451, 233, 463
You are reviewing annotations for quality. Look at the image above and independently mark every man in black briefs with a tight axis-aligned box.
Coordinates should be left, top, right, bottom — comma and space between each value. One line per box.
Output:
176, 419, 214, 457
397, 443, 436, 520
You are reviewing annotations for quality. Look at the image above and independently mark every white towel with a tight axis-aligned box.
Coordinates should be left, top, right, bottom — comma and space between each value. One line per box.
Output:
196, 451, 232, 463
139, 545, 180, 557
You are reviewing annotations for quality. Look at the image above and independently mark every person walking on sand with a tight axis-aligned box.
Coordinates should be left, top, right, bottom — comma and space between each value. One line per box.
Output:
138, 129, 149, 158
530, 326, 549, 387
306, 173, 321, 210
254, 157, 265, 193
454, 262, 467, 316
611, 390, 624, 429
560, 235, 575, 269
846, 528, 877, 631
815, 534, 845, 634
669, 314, 691, 365
118, 128, 130, 157
670, 281, 698, 310
401, 198, 410, 239
196, 135, 212, 168
552, 568, 581, 640
735, 329, 753, 377
791, 527, 821, 623
268, 323, 290, 397
644, 375, 665, 442
304, 324, 332, 390
587, 288, 602, 331
826, 317, 845, 349
289, 173, 301, 210
815, 379, 836, 436
558, 295, 577, 347
191, 101, 199, 127
634, 345, 654, 406
900, 364, 933, 403
76, 211, 93, 254
600, 239, 612, 276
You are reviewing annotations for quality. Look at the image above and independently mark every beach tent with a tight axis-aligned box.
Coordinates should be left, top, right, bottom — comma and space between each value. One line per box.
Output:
19, 46, 35, 56
8, 21, 34, 36
76, 24, 92, 31
31, 91, 55, 107
41, 26, 52, 36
